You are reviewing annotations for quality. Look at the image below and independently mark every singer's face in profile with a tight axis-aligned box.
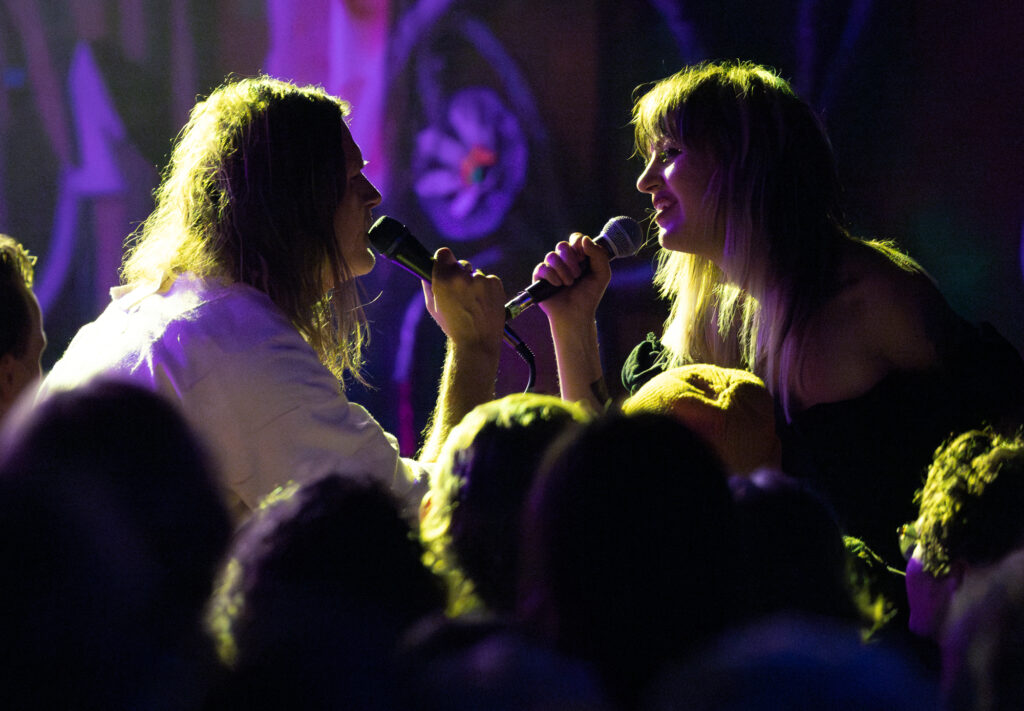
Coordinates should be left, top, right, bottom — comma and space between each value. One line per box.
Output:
332, 123, 382, 284
636, 139, 723, 261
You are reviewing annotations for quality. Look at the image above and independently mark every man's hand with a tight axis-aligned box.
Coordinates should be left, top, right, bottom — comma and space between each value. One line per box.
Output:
423, 247, 506, 356
418, 247, 506, 462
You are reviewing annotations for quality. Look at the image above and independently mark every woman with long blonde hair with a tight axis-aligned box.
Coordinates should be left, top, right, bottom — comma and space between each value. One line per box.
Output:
533, 61, 1024, 563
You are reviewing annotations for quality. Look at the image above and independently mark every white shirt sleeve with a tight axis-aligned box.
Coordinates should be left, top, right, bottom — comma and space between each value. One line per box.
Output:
41, 276, 429, 513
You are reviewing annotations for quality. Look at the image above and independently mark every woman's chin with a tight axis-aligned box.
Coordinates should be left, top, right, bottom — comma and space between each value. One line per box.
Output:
657, 228, 682, 251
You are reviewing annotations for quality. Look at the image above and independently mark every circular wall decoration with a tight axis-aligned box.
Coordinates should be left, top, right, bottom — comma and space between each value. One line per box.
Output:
413, 87, 527, 240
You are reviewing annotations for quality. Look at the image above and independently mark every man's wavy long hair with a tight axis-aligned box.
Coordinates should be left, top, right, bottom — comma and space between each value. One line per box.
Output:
122, 76, 366, 383
633, 61, 855, 415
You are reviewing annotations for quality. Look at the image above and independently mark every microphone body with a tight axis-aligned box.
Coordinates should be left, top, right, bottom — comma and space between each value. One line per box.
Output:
503, 215, 642, 320
367, 215, 435, 282
368, 215, 525, 350
369, 214, 544, 388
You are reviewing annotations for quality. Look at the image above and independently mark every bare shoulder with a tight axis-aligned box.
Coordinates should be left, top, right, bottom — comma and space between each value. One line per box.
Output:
790, 239, 956, 408
842, 239, 956, 369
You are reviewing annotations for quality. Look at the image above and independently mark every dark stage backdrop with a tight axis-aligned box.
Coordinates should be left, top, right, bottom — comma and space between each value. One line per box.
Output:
2, 0, 1021, 454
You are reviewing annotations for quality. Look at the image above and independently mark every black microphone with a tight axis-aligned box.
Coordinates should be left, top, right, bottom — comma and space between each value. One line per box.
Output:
503, 215, 643, 320
368, 215, 529, 353
368, 215, 435, 282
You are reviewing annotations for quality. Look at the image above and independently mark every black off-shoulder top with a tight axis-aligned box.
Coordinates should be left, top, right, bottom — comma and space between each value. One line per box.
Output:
622, 321, 1024, 566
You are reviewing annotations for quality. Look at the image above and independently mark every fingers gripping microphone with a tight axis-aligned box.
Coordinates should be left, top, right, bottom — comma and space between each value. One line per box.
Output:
368, 215, 641, 393
368, 214, 528, 346
369, 215, 644, 320
368, 214, 538, 390
503, 216, 643, 320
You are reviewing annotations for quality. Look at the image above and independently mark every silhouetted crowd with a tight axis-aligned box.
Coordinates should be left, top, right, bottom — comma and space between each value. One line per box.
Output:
3, 379, 1024, 709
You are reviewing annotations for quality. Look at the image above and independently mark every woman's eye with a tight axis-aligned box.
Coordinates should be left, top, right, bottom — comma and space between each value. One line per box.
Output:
656, 147, 681, 163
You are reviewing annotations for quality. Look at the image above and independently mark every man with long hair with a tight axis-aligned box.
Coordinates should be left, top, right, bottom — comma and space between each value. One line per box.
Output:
40, 76, 506, 515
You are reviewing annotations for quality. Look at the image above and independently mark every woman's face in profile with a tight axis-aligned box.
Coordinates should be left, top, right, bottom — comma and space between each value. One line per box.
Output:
330, 124, 382, 285
635, 138, 723, 262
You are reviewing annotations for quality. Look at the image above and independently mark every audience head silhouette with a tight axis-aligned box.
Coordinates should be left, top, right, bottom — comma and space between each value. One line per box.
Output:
904, 428, 1024, 641
518, 412, 742, 707
0, 380, 231, 708
421, 392, 591, 614
0, 235, 45, 420
208, 473, 445, 709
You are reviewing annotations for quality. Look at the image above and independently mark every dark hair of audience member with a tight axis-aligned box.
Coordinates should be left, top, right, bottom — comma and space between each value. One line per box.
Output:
0, 380, 232, 708
517, 411, 743, 708
421, 392, 591, 615
729, 469, 866, 626
396, 616, 613, 711
207, 473, 446, 710
643, 614, 939, 711
914, 428, 1024, 578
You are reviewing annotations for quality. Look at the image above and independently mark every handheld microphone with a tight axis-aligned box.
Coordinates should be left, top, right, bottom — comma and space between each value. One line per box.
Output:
367, 215, 435, 281
367, 215, 640, 393
503, 215, 643, 320
368, 215, 542, 391
368, 215, 530, 354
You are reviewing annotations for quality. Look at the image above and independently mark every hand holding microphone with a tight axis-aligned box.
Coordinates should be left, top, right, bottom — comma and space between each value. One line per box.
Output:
368, 216, 508, 353
369, 215, 641, 393
369, 215, 642, 321
510, 216, 643, 321
426, 246, 506, 355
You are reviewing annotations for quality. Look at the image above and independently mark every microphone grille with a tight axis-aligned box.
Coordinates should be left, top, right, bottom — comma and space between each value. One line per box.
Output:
599, 216, 643, 258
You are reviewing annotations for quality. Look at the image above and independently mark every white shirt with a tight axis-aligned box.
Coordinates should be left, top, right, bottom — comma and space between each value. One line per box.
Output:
40, 274, 427, 513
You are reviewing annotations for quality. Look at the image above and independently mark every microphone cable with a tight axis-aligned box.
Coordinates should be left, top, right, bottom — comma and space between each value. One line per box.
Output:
502, 323, 536, 393
368, 215, 537, 392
